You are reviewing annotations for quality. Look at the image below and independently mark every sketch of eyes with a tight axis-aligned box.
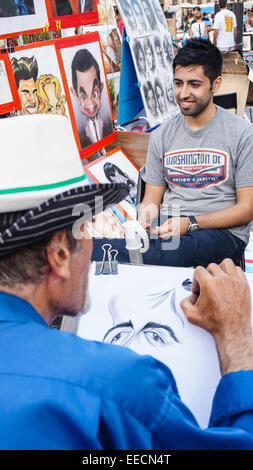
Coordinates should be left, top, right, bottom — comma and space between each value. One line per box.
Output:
143, 327, 174, 346
103, 324, 134, 346
103, 321, 179, 348
141, 322, 180, 347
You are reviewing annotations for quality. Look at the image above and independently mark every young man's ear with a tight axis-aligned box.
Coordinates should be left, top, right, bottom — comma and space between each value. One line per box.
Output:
212, 76, 222, 94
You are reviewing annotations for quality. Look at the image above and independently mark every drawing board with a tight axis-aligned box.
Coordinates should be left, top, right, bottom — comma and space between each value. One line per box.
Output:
116, 0, 178, 127
75, 263, 253, 429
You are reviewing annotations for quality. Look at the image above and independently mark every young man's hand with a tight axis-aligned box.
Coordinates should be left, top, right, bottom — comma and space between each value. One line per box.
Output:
151, 217, 190, 239
181, 259, 253, 375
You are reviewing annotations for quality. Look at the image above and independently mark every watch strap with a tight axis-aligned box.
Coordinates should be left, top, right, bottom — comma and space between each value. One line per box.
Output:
189, 216, 198, 225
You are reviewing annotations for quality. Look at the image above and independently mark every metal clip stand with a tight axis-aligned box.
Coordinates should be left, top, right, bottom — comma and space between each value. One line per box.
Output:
122, 221, 149, 264
95, 243, 118, 275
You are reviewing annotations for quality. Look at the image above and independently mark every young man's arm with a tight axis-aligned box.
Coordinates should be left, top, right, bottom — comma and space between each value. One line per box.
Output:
152, 186, 253, 239
137, 183, 167, 230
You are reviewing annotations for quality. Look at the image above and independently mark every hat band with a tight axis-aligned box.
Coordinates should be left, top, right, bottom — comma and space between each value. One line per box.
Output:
0, 174, 87, 195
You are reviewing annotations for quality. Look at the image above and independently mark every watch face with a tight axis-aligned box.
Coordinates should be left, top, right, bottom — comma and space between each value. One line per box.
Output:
189, 224, 199, 232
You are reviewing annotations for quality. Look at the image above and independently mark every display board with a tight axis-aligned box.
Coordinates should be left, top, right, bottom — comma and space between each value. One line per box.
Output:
116, 0, 178, 127
8, 32, 116, 158
75, 263, 253, 429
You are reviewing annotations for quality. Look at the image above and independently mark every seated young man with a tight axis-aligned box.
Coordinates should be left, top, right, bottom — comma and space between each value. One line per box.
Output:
92, 38, 253, 267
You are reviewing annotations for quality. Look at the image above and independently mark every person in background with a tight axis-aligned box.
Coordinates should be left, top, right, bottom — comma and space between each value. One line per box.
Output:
213, 0, 237, 52
115, 7, 124, 36
189, 9, 208, 39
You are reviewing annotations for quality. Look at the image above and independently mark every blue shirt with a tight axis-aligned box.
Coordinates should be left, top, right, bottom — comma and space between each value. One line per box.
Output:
0, 292, 253, 450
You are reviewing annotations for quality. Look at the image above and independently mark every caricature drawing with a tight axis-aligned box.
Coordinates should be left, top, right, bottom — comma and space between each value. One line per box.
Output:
37, 74, 66, 115
70, 48, 113, 148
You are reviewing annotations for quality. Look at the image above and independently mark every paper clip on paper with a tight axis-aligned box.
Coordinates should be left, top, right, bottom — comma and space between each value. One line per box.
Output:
95, 244, 118, 275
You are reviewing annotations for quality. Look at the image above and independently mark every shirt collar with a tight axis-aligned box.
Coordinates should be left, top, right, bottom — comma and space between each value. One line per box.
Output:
0, 291, 49, 327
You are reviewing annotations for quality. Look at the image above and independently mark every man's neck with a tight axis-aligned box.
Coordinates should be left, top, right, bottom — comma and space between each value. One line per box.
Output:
0, 282, 54, 325
185, 101, 217, 131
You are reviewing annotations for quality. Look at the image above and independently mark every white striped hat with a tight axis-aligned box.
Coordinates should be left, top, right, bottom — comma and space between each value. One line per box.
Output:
0, 114, 129, 256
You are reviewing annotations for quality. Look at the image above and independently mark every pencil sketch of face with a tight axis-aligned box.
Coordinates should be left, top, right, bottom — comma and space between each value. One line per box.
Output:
103, 283, 189, 349
164, 75, 176, 106
151, 0, 168, 29
133, 39, 147, 79
163, 35, 174, 66
118, 0, 138, 34
143, 38, 156, 74
140, 0, 158, 31
132, 0, 148, 34
143, 80, 159, 118
154, 36, 166, 70
155, 78, 167, 114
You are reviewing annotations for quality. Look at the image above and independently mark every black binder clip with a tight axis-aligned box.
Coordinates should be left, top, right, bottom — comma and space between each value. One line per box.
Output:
95, 243, 118, 275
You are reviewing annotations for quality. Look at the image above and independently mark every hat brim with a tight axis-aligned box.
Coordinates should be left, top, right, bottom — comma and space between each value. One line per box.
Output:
0, 183, 129, 257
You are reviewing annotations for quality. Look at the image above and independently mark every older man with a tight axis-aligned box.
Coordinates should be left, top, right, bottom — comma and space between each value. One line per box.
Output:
0, 114, 253, 450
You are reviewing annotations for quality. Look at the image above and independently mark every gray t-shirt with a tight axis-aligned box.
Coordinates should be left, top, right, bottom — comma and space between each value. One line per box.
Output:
141, 106, 253, 244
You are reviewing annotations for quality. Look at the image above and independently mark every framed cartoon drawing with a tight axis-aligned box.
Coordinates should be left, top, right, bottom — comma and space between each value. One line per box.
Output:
8, 33, 116, 158
56, 32, 116, 159
45, 0, 99, 30
83, 147, 139, 222
9, 40, 68, 117
0, 52, 21, 115
0, 1, 49, 40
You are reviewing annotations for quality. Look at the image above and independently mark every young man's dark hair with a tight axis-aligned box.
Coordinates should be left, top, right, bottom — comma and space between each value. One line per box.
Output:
71, 48, 101, 94
173, 38, 223, 85
219, 0, 227, 8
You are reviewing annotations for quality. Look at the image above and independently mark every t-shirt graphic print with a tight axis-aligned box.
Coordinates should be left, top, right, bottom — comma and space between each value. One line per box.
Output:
163, 148, 229, 189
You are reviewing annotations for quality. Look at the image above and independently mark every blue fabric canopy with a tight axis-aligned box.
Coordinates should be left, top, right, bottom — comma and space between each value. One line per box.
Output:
201, 6, 214, 13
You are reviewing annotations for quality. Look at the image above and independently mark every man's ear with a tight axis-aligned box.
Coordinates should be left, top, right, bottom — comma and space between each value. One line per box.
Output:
100, 82, 104, 94
212, 76, 222, 94
46, 230, 72, 281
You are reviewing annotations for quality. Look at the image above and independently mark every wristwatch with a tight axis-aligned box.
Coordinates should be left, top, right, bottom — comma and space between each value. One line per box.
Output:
187, 216, 200, 232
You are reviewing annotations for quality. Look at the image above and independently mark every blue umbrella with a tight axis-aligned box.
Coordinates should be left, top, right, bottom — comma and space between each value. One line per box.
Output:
201, 6, 214, 13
